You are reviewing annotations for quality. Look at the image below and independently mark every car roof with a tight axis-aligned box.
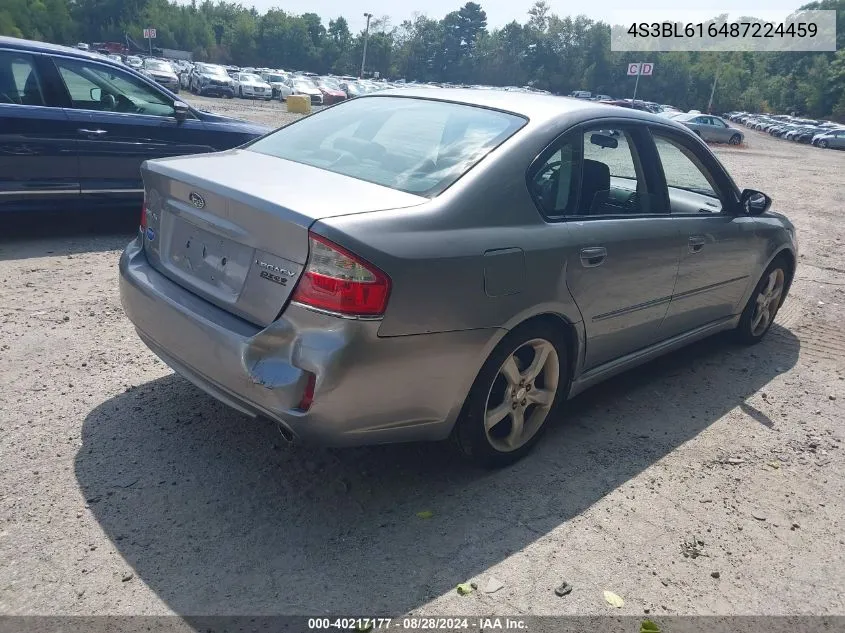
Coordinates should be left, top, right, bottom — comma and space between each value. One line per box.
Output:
0, 35, 125, 65
365, 88, 676, 127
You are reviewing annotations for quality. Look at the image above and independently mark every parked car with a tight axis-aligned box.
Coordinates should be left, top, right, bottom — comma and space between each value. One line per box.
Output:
125, 55, 143, 71
674, 114, 744, 144
190, 62, 234, 98
283, 76, 323, 105
0, 36, 270, 214
119, 89, 796, 467
813, 129, 845, 149
260, 71, 290, 99
179, 66, 192, 90
233, 72, 272, 100
339, 80, 365, 99
107, 54, 123, 64
311, 76, 347, 104
142, 58, 180, 93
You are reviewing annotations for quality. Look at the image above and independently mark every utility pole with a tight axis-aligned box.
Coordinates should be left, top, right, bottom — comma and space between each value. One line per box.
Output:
360, 12, 373, 78
632, 70, 641, 101
707, 68, 719, 114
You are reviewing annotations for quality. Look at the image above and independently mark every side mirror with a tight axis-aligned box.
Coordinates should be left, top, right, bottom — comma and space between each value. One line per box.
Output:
90, 87, 102, 101
173, 101, 190, 122
739, 189, 772, 215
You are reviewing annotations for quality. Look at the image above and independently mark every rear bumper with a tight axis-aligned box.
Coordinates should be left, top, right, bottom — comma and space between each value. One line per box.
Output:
119, 238, 495, 446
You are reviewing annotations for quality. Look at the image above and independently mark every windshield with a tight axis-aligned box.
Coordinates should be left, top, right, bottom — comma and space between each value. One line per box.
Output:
293, 79, 315, 90
241, 73, 262, 82
145, 60, 173, 73
197, 64, 227, 77
266, 74, 284, 82
318, 78, 340, 89
246, 96, 526, 197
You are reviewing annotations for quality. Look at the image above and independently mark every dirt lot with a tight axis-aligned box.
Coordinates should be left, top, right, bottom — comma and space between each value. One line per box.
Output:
1, 96, 844, 619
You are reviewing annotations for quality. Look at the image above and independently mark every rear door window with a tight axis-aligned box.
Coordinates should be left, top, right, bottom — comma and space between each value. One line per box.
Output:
529, 125, 662, 218
0, 52, 45, 106
247, 96, 526, 197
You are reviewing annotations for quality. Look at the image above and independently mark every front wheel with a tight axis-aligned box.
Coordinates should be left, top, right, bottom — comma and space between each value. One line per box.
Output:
735, 260, 788, 344
729, 134, 741, 145
819, 139, 829, 148
452, 323, 567, 467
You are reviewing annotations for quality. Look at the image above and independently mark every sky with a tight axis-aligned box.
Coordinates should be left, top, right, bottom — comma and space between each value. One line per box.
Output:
179, 0, 808, 34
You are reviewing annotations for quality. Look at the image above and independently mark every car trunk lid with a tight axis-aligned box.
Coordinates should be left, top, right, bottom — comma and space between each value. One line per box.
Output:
140, 149, 426, 327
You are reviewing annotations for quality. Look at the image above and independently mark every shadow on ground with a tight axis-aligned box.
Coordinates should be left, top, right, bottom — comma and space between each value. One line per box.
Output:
0, 209, 135, 261
75, 325, 800, 615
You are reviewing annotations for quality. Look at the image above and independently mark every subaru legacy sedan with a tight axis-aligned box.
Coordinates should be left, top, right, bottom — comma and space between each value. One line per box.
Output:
0, 37, 269, 214
119, 90, 797, 467
674, 113, 745, 145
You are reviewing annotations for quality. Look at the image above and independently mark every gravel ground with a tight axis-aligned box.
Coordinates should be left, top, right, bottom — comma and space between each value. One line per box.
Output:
188, 93, 323, 128
1, 97, 844, 619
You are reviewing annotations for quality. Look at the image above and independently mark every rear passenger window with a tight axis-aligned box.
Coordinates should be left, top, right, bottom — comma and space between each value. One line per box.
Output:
530, 126, 661, 218
0, 52, 45, 106
652, 134, 723, 214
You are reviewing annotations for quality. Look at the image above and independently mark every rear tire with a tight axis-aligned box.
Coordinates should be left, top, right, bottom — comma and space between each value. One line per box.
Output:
734, 258, 789, 345
729, 134, 741, 145
452, 322, 568, 468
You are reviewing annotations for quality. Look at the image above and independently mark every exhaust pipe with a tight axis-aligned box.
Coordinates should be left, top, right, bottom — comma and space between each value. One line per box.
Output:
275, 420, 295, 444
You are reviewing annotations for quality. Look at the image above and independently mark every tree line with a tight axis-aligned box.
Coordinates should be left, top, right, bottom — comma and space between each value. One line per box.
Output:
1, 0, 844, 119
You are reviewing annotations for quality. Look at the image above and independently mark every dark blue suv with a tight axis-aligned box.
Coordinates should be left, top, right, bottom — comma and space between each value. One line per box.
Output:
0, 37, 271, 213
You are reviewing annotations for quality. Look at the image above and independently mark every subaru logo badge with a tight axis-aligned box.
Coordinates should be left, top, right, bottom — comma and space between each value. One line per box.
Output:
188, 192, 205, 209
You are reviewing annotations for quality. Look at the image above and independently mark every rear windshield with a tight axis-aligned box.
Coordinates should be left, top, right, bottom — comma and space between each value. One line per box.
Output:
246, 96, 526, 197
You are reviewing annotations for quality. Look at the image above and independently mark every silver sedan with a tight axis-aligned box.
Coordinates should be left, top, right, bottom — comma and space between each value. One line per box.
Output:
120, 91, 796, 467
675, 113, 745, 144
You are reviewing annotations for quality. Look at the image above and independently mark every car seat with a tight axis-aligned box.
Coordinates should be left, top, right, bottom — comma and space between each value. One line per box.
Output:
579, 159, 610, 214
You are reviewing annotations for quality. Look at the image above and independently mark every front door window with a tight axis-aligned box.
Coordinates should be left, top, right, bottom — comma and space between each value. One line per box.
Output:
53, 57, 175, 117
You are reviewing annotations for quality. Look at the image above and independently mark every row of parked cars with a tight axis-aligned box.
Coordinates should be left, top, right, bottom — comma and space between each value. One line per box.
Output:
176, 62, 400, 105
725, 112, 845, 149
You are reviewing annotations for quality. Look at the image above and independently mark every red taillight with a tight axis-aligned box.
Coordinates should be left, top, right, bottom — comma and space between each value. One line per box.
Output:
297, 371, 316, 411
291, 233, 391, 317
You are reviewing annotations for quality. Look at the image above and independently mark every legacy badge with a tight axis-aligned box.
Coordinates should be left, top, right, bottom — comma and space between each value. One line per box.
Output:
256, 259, 296, 286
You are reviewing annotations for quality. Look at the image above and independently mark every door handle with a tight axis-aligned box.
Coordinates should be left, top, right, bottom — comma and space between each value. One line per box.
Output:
689, 236, 706, 253
579, 246, 607, 268
78, 128, 108, 136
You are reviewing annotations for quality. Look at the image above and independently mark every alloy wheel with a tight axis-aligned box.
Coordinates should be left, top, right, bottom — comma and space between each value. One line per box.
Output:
750, 269, 785, 336
483, 338, 560, 452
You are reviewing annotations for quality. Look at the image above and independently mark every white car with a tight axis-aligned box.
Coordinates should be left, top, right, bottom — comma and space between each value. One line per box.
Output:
261, 72, 291, 99
283, 77, 323, 105
233, 73, 273, 100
